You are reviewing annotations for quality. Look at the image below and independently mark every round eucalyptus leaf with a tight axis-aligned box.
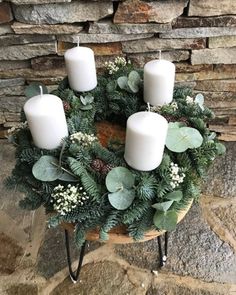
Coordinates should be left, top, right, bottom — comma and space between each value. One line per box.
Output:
32, 155, 62, 182
117, 76, 128, 90
152, 200, 173, 212
25, 83, 48, 99
166, 126, 203, 153
215, 142, 226, 155
165, 190, 183, 201
106, 80, 117, 93
153, 210, 178, 231
106, 167, 135, 192
80, 94, 94, 106
108, 188, 135, 210
180, 127, 203, 149
127, 71, 141, 93
168, 122, 186, 129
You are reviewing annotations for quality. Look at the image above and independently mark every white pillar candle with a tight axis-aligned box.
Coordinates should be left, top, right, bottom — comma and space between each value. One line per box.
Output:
24, 88, 68, 150
144, 58, 175, 106
124, 111, 168, 171
64, 43, 97, 92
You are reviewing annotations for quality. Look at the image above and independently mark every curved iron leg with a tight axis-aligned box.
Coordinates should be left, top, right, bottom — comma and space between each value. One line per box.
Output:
64, 229, 87, 283
157, 231, 168, 267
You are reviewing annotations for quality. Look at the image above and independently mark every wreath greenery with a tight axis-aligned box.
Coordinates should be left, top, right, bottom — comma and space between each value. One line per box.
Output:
6, 57, 225, 247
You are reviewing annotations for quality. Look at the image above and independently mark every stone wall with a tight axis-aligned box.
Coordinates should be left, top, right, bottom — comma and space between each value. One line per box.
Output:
0, 0, 235, 140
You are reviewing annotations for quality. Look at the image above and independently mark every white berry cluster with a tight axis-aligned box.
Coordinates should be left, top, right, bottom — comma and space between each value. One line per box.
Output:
186, 96, 194, 105
51, 184, 89, 215
70, 132, 97, 147
169, 162, 186, 189
105, 57, 130, 75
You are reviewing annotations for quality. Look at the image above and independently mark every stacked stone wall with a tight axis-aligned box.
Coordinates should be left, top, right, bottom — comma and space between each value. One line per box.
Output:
0, 0, 235, 140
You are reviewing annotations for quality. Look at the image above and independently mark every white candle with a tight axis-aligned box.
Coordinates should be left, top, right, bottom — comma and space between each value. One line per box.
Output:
124, 111, 168, 171
144, 58, 175, 106
64, 43, 97, 92
24, 88, 68, 150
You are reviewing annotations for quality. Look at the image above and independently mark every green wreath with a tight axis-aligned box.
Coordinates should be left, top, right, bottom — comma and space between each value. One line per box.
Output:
6, 57, 225, 246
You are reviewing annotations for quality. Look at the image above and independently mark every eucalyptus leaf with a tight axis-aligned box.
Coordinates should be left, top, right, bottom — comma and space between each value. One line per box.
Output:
127, 71, 141, 93
152, 200, 173, 212
215, 142, 226, 155
168, 122, 186, 129
153, 210, 178, 231
195, 93, 204, 110
165, 190, 183, 201
117, 76, 129, 91
106, 166, 135, 193
58, 172, 79, 182
106, 80, 117, 93
108, 188, 135, 210
32, 155, 62, 182
208, 132, 216, 141
166, 125, 203, 153
80, 94, 94, 106
25, 83, 48, 99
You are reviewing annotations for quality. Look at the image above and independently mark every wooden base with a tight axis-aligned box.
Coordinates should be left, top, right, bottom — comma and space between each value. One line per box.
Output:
62, 200, 193, 244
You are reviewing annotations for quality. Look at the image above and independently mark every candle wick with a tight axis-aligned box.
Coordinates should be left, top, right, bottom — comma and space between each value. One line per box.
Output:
159, 50, 161, 60
39, 85, 43, 97
147, 102, 151, 112
77, 36, 80, 47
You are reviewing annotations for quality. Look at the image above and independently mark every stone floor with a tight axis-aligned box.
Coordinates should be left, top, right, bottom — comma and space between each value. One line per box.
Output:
0, 140, 235, 295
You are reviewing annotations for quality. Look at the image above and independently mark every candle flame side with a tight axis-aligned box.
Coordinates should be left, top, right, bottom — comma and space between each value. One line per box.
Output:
77, 36, 80, 47
39, 85, 43, 97
158, 50, 162, 60
147, 102, 151, 112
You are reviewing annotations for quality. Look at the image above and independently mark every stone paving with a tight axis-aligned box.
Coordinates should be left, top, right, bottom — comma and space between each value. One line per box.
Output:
0, 139, 235, 295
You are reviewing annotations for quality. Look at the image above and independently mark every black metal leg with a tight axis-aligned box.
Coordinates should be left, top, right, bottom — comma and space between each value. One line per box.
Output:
157, 231, 168, 267
64, 229, 87, 283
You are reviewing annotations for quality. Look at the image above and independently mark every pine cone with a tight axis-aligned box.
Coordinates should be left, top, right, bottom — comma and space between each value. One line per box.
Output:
101, 163, 114, 175
91, 158, 105, 172
63, 101, 71, 112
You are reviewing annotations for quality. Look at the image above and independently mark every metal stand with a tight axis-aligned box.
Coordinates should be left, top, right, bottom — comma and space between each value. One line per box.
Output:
157, 232, 168, 267
64, 229, 169, 283
64, 229, 87, 283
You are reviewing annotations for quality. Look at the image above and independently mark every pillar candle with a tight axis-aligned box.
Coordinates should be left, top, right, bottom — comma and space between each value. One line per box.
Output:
64, 44, 97, 92
144, 59, 175, 106
124, 111, 168, 171
24, 89, 68, 150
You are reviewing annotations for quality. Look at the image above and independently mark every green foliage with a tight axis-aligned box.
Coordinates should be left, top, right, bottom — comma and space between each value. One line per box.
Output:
153, 210, 178, 231
32, 155, 62, 181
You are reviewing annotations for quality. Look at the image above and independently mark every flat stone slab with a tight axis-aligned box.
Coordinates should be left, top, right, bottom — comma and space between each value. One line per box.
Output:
0, 34, 55, 47
160, 27, 236, 39
173, 16, 236, 28
191, 48, 236, 65
12, 22, 84, 35
114, 0, 187, 24
0, 42, 56, 60
115, 204, 236, 283
57, 33, 153, 44
13, 2, 113, 24
202, 142, 236, 198
122, 38, 206, 53
51, 261, 147, 295
89, 20, 171, 34
209, 36, 236, 48
37, 226, 101, 279
189, 0, 236, 16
